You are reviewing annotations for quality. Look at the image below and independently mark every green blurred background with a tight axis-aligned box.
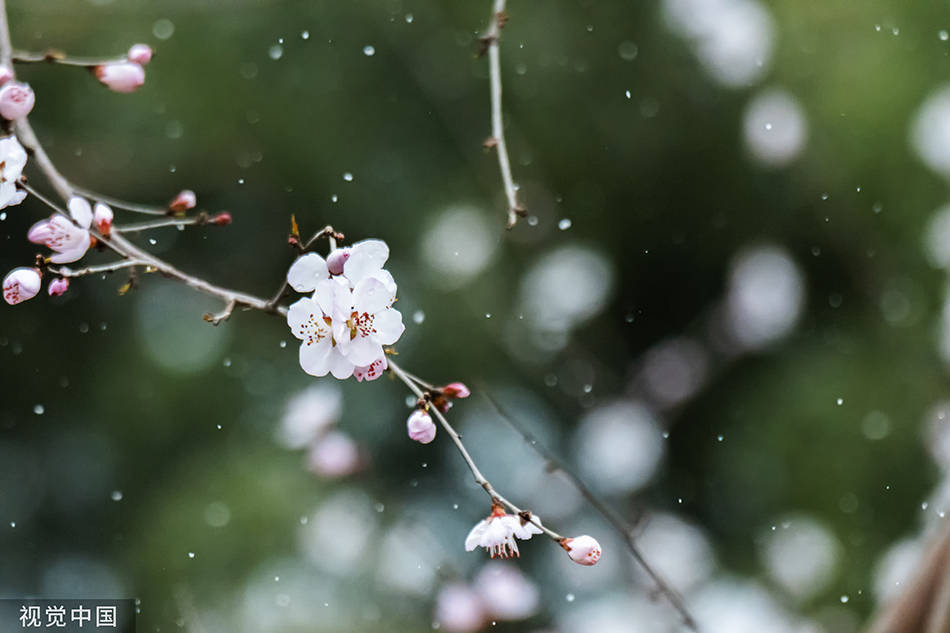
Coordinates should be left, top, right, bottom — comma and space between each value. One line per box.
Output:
2, 0, 950, 631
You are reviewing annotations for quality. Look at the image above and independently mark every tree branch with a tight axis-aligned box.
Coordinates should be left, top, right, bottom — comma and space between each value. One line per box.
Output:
481, 0, 523, 229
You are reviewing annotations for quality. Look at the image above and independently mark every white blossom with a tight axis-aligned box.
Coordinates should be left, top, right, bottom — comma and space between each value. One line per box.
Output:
0, 135, 27, 209
464, 506, 543, 559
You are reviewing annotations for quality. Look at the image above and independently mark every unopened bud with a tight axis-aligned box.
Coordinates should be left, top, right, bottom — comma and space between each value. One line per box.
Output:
47, 277, 69, 297
562, 535, 602, 566
432, 395, 452, 414
93, 202, 114, 235
326, 248, 351, 275
0, 81, 35, 120
211, 212, 232, 226
3, 267, 41, 305
441, 382, 471, 399
407, 409, 437, 444
127, 44, 153, 65
0, 66, 14, 85
94, 62, 145, 93
168, 189, 197, 212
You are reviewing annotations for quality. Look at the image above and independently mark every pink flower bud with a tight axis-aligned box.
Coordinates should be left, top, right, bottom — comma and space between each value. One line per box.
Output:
210, 211, 232, 226
168, 189, 197, 212
442, 382, 471, 399
127, 44, 153, 65
407, 409, 436, 444
3, 267, 41, 305
94, 62, 145, 93
47, 277, 69, 297
326, 248, 351, 275
0, 66, 13, 85
0, 81, 35, 120
93, 202, 114, 235
562, 535, 602, 566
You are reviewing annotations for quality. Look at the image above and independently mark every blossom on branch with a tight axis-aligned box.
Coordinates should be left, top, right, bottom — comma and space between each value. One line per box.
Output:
95, 61, 145, 93
561, 534, 602, 566
127, 44, 153, 66
47, 277, 69, 297
465, 504, 543, 559
0, 81, 34, 120
93, 202, 113, 235
0, 135, 27, 209
28, 196, 94, 263
2, 267, 40, 305
286, 238, 404, 380
407, 409, 436, 443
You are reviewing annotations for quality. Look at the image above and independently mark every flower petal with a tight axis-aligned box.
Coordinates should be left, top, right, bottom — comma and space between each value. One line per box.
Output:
48, 232, 90, 263
343, 239, 389, 285
68, 197, 93, 229
338, 335, 383, 367
313, 277, 349, 319
352, 277, 392, 316
372, 308, 405, 346
287, 253, 329, 292
328, 348, 355, 379
465, 520, 489, 551
299, 337, 333, 376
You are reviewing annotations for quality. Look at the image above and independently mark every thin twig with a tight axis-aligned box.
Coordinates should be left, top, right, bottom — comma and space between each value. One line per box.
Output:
114, 217, 199, 232
13, 49, 125, 67
49, 259, 141, 278
72, 185, 170, 216
481, 390, 700, 632
203, 299, 236, 326
481, 0, 523, 229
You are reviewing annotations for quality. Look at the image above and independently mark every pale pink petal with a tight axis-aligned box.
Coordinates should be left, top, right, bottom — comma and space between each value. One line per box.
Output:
287, 297, 327, 341
95, 62, 145, 93
328, 347, 355, 379
371, 308, 405, 345
353, 355, 387, 382
352, 277, 392, 315
299, 337, 333, 377
366, 269, 397, 306
287, 253, 329, 292
48, 233, 90, 263
68, 197, 93, 229
338, 335, 383, 367
312, 277, 348, 318
343, 239, 389, 285
465, 519, 490, 552
27, 219, 53, 244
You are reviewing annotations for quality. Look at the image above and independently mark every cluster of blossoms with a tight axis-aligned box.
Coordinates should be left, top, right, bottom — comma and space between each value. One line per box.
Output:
3, 195, 112, 305
3, 185, 203, 306
94, 44, 152, 93
286, 239, 405, 381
